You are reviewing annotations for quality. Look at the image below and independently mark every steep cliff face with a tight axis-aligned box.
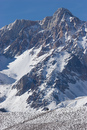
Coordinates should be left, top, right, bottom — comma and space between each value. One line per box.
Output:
0, 8, 87, 111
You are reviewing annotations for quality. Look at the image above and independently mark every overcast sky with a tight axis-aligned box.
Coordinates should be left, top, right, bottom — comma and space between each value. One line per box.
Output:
0, 0, 87, 28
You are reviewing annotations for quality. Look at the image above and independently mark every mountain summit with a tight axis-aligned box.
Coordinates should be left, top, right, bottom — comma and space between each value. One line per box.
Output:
0, 8, 87, 112
53, 8, 73, 19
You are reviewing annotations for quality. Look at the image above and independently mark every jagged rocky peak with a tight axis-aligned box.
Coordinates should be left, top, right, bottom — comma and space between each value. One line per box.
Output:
54, 8, 73, 16
40, 16, 52, 28
0, 19, 23, 31
1, 19, 39, 31
40, 8, 73, 28
13, 19, 39, 26
41, 7, 81, 30
52, 8, 73, 23
57, 8, 81, 24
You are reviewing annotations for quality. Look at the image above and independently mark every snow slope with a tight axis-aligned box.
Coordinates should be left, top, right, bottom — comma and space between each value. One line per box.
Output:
0, 106, 87, 130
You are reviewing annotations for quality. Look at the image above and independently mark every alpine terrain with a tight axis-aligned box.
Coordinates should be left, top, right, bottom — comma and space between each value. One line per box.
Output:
0, 7, 87, 129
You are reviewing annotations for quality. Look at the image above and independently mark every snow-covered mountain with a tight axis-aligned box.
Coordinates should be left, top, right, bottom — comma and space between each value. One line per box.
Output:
0, 8, 87, 112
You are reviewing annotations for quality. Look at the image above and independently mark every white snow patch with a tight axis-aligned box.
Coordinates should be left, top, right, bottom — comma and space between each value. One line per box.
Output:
4, 45, 10, 53
0, 86, 33, 112
44, 88, 55, 99
85, 28, 87, 32
69, 17, 74, 22
53, 39, 55, 42
77, 36, 87, 50
48, 101, 57, 110
65, 32, 72, 42
1, 47, 45, 80
46, 51, 71, 78
61, 17, 65, 22
7, 20, 17, 30
39, 83, 47, 91
38, 30, 45, 33
57, 96, 87, 109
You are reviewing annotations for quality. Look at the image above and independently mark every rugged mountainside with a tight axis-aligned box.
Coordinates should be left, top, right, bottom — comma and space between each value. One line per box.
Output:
0, 8, 87, 112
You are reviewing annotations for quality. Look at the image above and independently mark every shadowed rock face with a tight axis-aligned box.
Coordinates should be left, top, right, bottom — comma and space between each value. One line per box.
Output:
0, 96, 6, 103
1, 8, 87, 110
0, 108, 8, 112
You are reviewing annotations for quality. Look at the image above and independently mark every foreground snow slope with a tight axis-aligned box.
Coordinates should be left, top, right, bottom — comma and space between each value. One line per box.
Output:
0, 106, 87, 130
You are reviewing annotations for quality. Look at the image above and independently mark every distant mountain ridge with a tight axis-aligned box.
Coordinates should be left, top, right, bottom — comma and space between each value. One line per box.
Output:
0, 8, 87, 112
